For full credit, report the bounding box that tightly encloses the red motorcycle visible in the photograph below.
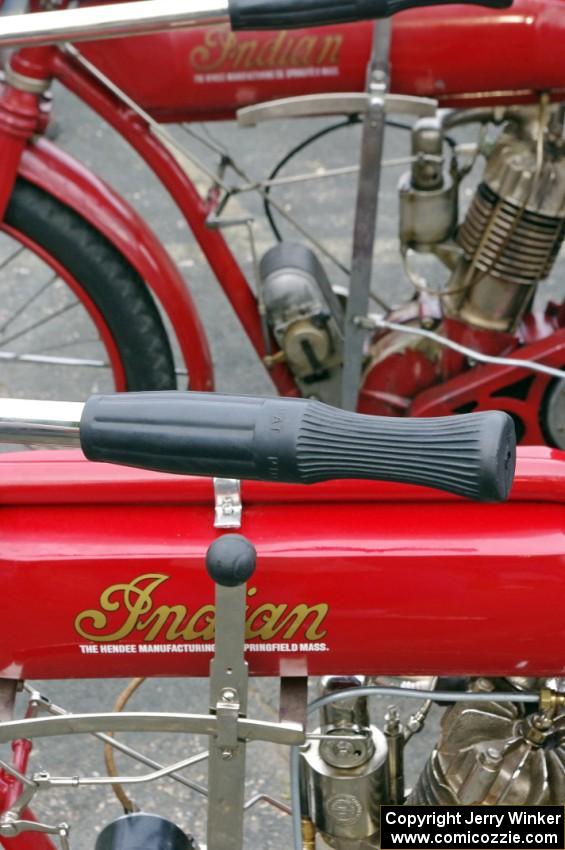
[0,7,564,850]
[0,0,562,444]
[0,387,564,850]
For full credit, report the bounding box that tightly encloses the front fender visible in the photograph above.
[18,137,214,391]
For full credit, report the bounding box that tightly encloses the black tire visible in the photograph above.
[3,178,177,392]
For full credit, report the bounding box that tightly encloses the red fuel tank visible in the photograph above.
[0,447,563,681]
[76,0,565,122]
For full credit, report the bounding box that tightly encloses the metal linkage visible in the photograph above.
[0,817,70,850]
[0,711,302,746]
[341,21,392,410]
[20,683,293,821]
[361,315,565,382]
[206,535,257,850]
[23,685,210,799]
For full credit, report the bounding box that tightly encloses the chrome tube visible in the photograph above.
[0,0,230,48]
[0,398,82,445]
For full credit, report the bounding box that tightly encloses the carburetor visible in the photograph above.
[259,243,343,386]
[399,117,458,252]
[300,677,388,850]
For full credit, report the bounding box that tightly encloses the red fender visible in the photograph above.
[17,137,214,391]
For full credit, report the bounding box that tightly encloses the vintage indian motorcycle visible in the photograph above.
[0,3,563,848]
[0,0,562,445]
[2,388,565,850]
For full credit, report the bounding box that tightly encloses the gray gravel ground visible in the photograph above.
[1,73,561,850]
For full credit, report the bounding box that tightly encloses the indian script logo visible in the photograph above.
[75,574,329,644]
[189,27,343,73]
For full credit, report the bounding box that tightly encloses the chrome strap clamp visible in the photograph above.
[213,478,242,529]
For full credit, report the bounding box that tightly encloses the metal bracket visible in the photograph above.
[341,21,392,410]
[207,561,250,850]
[237,92,437,127]
[280,677,308,731]
[0,680,17,723]
[0,817,70,850]
[213,478,242,529]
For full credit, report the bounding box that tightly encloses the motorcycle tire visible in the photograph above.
[0,178,177,398]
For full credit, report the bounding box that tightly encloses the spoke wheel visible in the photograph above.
[0,178,177,400]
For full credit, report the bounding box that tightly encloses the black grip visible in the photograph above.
[80,392,516,503]
[228,0,511,30]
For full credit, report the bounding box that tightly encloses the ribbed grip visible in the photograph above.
[297,403,515,500]
[80,392,515,502]
[228,0,511,30]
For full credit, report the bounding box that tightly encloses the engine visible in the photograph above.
[257,103,565,443]
[299,678,565,850]
[409,678,565,806]
[446,117,565,333]
[397,108,565,333]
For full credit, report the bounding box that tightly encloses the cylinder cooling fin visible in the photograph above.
[458,182,565,285]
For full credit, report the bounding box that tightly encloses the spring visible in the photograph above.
[458,182,565,285]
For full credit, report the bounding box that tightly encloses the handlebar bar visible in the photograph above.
[75,392,515,502]
[0,0,511,49]
[229,0,512,30]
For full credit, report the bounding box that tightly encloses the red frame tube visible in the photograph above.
[50,49,298,397]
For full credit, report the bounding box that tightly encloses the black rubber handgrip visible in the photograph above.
[80,392,516,502]
[228,0,511,30]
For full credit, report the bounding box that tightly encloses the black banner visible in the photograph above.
[380,806,565,850]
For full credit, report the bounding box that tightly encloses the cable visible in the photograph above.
[264,117,358,242]
[263,117,458,242]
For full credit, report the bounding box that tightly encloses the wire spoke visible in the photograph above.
[0,351,108,368]
[29,337,102,355]
[0,300,82,348]
[0,272,59,334]
[0,244,26,272]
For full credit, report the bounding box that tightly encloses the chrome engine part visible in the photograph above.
[446,112,565,332]
[409,680,565,806]
[399,108,565,334]
[260,243,342,387]
[300,677,388,850]
[399,118,458,251]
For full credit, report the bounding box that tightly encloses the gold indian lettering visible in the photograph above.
[75,575,329,644]
[189,28,343,73]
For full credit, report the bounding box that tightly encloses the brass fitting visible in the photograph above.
[301,817,316,850]
[539,688,565,719]
[263,350,286,369]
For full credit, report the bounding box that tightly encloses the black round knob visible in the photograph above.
[206,535,257,587]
